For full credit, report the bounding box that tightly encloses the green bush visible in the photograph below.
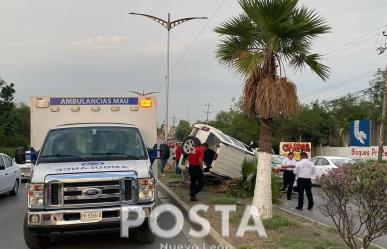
[319,163,387,249]
[0,147,16,157]
[229,157,282,204]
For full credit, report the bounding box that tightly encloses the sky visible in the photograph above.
[0,0,386,124]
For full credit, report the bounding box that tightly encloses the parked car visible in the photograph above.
[179,124,255,179]
[311,156,355,184]
[0,153,21,196]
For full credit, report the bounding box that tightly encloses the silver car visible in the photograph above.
[0,153,21,196]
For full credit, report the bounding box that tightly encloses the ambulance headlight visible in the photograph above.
[28,184,44,208]
[138,178,154,201]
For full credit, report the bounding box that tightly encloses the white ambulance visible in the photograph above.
[15,96,168,249]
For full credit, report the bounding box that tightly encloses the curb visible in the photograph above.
[158,181,235,249]
[275,205,386,249]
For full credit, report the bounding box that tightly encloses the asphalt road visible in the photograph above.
[280,187,387,249]
[0,183,206,249]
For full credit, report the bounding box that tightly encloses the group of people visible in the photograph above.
[281,152,315,210]
[162,141,316,207]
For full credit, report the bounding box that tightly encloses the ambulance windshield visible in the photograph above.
[38,126,148,163]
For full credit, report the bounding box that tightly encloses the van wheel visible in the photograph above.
[135,222,154,243]
[9,180,19,196]
[182,136,201,156]
[24,215,51,249]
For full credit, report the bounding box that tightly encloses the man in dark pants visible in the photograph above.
[202,143,215,172]
[294,152,315,210]
[281,152,297,200]
[188,142,206,201]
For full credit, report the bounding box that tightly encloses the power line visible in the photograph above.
[300,69,377,99]
[171,0,227,71]
[325,25,385,57]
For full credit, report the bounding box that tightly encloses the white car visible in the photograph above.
[179,124,254,179]
[0,153,21,196]
[311,156,355,184]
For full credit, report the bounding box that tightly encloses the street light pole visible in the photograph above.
[129,12,207,141]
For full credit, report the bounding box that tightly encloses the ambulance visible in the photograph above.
[15,96,168,249]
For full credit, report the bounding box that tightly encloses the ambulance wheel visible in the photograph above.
[182,136,201,156]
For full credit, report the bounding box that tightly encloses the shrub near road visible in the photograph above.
[319,163,387,249]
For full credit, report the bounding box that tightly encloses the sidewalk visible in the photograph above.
[279,188,387,249]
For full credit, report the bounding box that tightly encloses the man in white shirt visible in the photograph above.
[294,152,316,210]
[281,152,297,200]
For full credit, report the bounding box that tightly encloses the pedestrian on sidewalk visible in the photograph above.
[188,142,206,201]
[281,152,297,200]
[294,152,315,210]
[175,144,182,175]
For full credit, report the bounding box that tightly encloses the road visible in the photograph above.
[0,183,206,249]
[280,188,387,249]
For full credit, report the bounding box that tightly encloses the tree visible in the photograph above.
[319,164,387,249]
[215,0,330,218]
[0,79,29,148]
[175,120,191,141]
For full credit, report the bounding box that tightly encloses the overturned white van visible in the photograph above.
[179,124,254,179]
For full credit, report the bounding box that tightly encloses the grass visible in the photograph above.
[262,214,298,230]
[210,196,238,205]
[159,169,352,249]
[275,237,337,249]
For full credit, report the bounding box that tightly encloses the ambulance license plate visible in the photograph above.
[80,211,103,222]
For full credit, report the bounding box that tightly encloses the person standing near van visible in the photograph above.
[294,152,315,210]
[175,144,182,175]
[188,142,206,201]
[281,152,297,200]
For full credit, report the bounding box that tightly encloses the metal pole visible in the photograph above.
[128,12,207,141]
[377,68,387,164]
[165,13,171,141]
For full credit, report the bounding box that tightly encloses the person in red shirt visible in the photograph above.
[175,144,182,175]
[188,142,207,201]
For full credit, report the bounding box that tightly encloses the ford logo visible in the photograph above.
[81,162,104,166]
[82,188,102,197]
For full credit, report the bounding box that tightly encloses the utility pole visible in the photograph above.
[377,29,387,164]
[204,102,213,123]
[377,67,387,164]
[187,108,190,124]
[129,12,207,141]
[172,114,177,128]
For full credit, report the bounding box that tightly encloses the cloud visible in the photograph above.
[67,35,128,50]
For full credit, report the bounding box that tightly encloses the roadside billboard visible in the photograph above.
[280,142,312,161]
[349,120,371,147]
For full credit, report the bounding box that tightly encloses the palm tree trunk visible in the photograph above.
[252,118,273,219]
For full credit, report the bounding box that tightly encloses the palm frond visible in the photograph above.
[214,14,253,37]
[254,77,299,119]
[243,67,264,115]
[290,53,330,81]
[216,36,264,77]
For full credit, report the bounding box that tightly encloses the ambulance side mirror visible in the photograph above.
[159,144,170,160]
[15,147,26,164]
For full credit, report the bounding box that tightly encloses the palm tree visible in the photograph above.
[215,0,330,219]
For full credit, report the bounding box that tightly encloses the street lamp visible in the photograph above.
[129,12,207,141]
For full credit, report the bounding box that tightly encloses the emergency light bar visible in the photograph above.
[139,98,153,108]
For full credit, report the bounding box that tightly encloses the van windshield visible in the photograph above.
[38,126,148,163]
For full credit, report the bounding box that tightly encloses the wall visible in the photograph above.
[313,146,351,157]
